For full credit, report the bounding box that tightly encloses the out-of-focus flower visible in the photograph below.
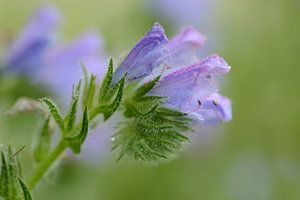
[112,22,168,84]
[5,6,60,75]
[145,0,216,28]
[4,6,106,96]
[149,54,232,124]
[37,32,106,95]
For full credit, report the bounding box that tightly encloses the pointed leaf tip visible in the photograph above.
[99,58,114,103]
[18,178,33,200]
[103,74,126,120]
[65,106,89,154]
[40,97,66,134]
[134,75,161,98]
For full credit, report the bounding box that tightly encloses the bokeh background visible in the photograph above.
[0,0,300,199]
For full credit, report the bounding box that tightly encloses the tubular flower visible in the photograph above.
[167,27,206,68]
[191,93,232,124]
[112,22,169,84]
[37,32,106,95]
[149,54,232,124]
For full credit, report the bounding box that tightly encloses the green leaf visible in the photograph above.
[90,74,126,121]
[134,76,161,99]
[0,152,9,197]
[83,74,96,109]
[7,147,18,199]
[33,117,52,162]
[40,98,66,134]
[18,178,32,200]
[103,75,126,120]
[0,146,25,199]
[98,58,113,103]
[65,106,89,154]
[102,78,121,103]
[77,106,89,144]
[65,81,81,131]
[87,59,126,121]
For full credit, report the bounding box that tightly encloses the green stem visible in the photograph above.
[27,110,101,189]
[27,139,66,189]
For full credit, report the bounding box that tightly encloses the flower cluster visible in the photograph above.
[114,22,232,125]
[109,22,232,161]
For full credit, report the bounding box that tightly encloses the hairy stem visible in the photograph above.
[27,110,99,190]
[27,139,66,189]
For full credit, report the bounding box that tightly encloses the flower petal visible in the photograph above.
[37,32,105,96]
[189,93,232,124]
[167,27,206,67]
[150,54,230,110]
[112,22,169,84]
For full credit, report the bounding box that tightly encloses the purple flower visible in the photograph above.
[5,6,60,75]
[167,27,206,68]
[149,54,232,124]
[36,32,106,96]
[191,93,232,124]
[112,22,169,84]
[4,6,106,98]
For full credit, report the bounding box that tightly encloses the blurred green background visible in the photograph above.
[0,0,300,199]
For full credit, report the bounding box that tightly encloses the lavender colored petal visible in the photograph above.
[167,27,206,67]
[146,0,216,27]
[150,54,230,113]
[190,93,232,124]
[112,22,169,84]
[37,32,106,96]
[5,6,60,74]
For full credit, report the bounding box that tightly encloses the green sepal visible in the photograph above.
[40,98,66,134]
[33,117,52,162]
[123,76,164,118]
[65,81,81,132]
[18,178,32,200]
[98,58,113,104]
[112,75,192,162]
[91,75,126,120]
[83,74,96,109]
[0,146,26,199]
[133,76,161,99]
[0,152,9,197]
[102,77,122,103]
[87,59,126,121]
[65,106,89,154]
[123,96,165,118]
[103,75,126,120]
[112,107,191,162]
